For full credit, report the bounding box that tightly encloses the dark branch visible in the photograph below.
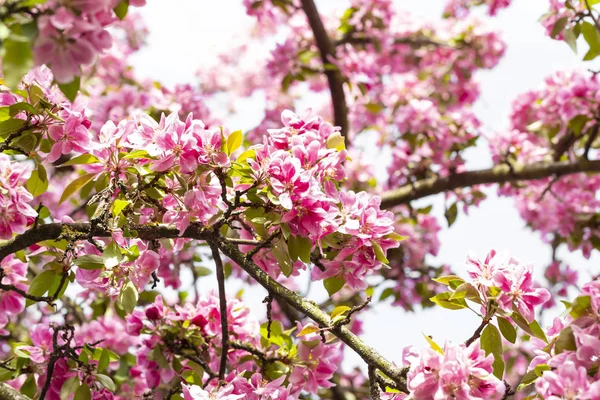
[209,242,229,381]
[380,159,600,209]
[300,0,350,144]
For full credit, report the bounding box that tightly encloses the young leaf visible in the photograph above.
[481,324,504,379]
[226,130,243,155]
[2,37,33,89]
[26,270,55,306]
[58,76,81,103]
[112,199,131,216]
[296,236,312,263]
[59,154,100,167]
[59,173,95,205]
[298,324,320,337]
[74,382,91,400]
[429,292,467,310]
[118,281,138,314]
[330,306,351,319]
[26,164,49,197]
[94,374,116,392]
[371,240,389,264]
[324,276,345,297]
[497,317,517,344]
[60,376,80,400]
[113,0,129,20]
[103,241,122,269]
[73,255,104,270]
[423,333,444,354]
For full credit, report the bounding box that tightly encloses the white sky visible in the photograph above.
[130,1,600,370]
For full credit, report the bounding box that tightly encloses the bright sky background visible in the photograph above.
[130,1,600,370]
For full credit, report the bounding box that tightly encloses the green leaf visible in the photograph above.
[118,281,138,314]
[449,282,480,302]
[518,369,540,390]
[497,317,517,344]
[423,333,444,354]
[26,164,48,197]
[226,130,243,155]
[551,17,569,38]
[325,132,345,151]
[324,276,345,296]
[511,310,547,342]
[0,118,26,137]
[112,199,131,216]
[371,240,389,265]
[330,306,351,319]
[73,254,105,270]
[59,173,95,205]
[26,270,55,306]
[555,326,577,353]
[570,295,591,318]
[59,154,100,167]
[582,21,600,55]
[445,202,458,227]
[74,382,91,400]
[481,324,504,379]
[296,236,312,263]
[97,348,110,372]
[60,376,80,400]
[20,375,36,398]
[272,239,293,277]
[113,0,129,20]
[298,324,320,337]
[236,148,255,163]
[122,149,150,160]
[429,292,467,310]
[9,102,37,116]
[2,37,33,89]
[0,107,10,122]
[103,241,122,269]
[433,275,465,286]
[58,76,81,103]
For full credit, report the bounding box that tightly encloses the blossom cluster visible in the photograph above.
[490,70,600,257]
[0,155,37,239]
[0,256,28,335]
[33,0,146,83]
[403,340,505,400]
[527,279,600,399]
[125,295,342,399]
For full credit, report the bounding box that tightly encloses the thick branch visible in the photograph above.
[216,237,409,391]
[380,159,600,209]
[0,383,30,400]
[300,0,350,144]
[0,222,409,392]
[0,222,211,262]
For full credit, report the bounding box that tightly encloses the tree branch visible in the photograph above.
[209,242,229,381]
[0,222,409,392]
[216,237,409,391]
[380,159,600,209]
[0,222,211,262]
[300,0,350,144]
[0,383,31,400]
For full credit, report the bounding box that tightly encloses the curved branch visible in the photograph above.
[380,159,600,209]
[0,383,30,400]
[216,237,409,391]
[300,0,350,144]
